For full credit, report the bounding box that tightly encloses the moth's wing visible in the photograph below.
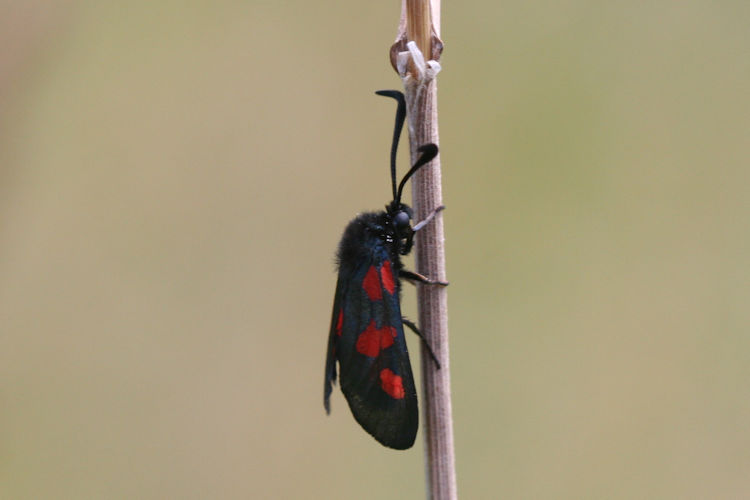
[324,271,347,414]
[335,249,418,450]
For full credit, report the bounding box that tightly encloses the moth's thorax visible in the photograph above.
[337,208,413,268]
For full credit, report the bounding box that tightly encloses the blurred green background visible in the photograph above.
[1,1,749,498]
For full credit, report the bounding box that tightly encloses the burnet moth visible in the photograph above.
[323,90,446,450]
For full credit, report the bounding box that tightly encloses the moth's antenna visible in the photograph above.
[375,90,406,201]
[396,143,438,205]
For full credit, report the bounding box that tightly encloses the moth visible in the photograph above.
[323,90,445,449]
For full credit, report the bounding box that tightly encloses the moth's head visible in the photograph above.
[387,201,413,232]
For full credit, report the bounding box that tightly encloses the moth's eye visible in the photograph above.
[393,211,410,228]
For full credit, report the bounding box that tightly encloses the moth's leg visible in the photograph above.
[402,231,414,255]
[402,318,441,369]
[400,269,449,287]
[412,205,445,232]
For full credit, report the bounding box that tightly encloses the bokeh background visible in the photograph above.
[2,1,749,498]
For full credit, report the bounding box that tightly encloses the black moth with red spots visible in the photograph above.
[324,90,444,450]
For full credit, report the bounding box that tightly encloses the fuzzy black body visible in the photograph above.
[324,207,418,450]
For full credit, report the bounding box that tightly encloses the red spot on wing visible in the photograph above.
[380,261,396,295]
[362,265,382,300]
[336,309,343,336]
[355,320,396,357]
[379,369,405,399]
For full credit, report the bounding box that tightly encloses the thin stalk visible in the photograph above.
[390,2,457,499]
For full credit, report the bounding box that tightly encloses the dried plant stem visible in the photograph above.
[391,1,456,498]
[412,82,456,500]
